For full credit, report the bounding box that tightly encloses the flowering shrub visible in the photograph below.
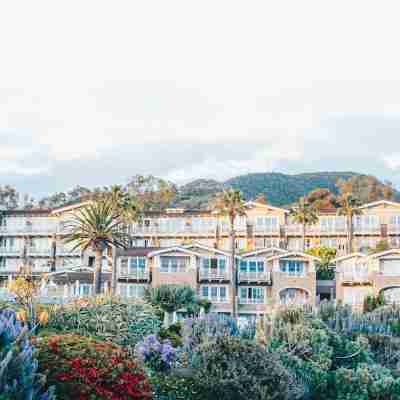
[0,307,55,400]
[35,333,152,400]
[135,335,176,372]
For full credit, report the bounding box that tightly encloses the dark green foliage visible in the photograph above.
[363,293,386,313]
[227,171,359,206]
[145,285,198,313]
[150,372,200,400]
[159,322,183,347]
[191,336,304,400]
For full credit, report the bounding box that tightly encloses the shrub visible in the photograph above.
[158,322,182,347]
[364,293,386,313]
[145,285,197,314]
[47,296,161,347]
[191,336,304,400]
[35,333,152,400]
[334,363,400,400]
[0,308,55,400]
[135,334,177,372]
[150,373,200,400]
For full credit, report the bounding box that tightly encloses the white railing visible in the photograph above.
[0,226,57,234]
[0,248,21,256]
[388,224,400,234]
[238,271,271,283]
[56,247,81,256]
[132,225,217,235]
[342,272,371,282]
[353,226,381,234]
[239,297,265,305]
[199,270,230,281]
[201,295,229,304]
[253,225,280,234]
[28,248,51,256]
[119,270,150,280]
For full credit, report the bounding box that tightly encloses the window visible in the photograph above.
[279,260,305,276]
[254,216,278,232]
[200,286,228,302]
[280,288,308,305]
[119,284,146,298]
[160,256,190,272]
[0,257,6,268]
[239,287,264,304]
[129,257,146,274]
[343,287,372,305]
[239,259,265,273]
[202,257,226,270]
[380,259,400,276]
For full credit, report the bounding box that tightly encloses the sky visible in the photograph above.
[1,0,400,197]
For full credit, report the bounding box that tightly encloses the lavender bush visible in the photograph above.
[0,308,55,400]
[135,334,177,372]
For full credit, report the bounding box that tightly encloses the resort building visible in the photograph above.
[1,198,400,311]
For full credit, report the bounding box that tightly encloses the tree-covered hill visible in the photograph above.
[174,171,400,208]
[226,171,359,206]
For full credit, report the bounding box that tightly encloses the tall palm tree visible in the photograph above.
[338,193,362,254]
[289,197,318,252]
[104,185,142,293]
[64,199,129,294]
[212,189,246,320]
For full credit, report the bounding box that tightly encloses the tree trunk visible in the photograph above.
[93,248,103,295]
[110,246,117,295]
[230,216,238,320]
[302,223,306,252]
[347,214,354,254]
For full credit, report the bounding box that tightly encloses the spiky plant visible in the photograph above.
[212,189,246,319]
[64,199,129,294]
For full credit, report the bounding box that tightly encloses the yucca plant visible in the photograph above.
[64,199,129,294]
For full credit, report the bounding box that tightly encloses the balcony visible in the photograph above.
[388,224,400,234]
[252,225,280,235]
[342,272,372,284]
[0,248,21,256]
[238,271,271,284]
[238,297,265,305]
[28,248,51,257]
[119,269,150,281]
[56,247,81,256]
[0,225,57,235]
[199,269,230,281]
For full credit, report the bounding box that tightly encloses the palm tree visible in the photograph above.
[289,197,318,252]
[212,189,246,320]
[64,199,129,294]
[104,185,142,294]
[338,193,362,254]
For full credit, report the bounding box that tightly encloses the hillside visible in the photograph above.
[174,171,399,208]
[226,172,359,206]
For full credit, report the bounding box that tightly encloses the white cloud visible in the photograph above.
[1,0,400,194]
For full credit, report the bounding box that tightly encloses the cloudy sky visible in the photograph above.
[1,1,400,197]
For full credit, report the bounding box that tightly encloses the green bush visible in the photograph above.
[35,333,152,400]
[191,336,304,400]
[47,296,161,347]
[150,372,200,400]
[364,293,386,313]
[159,322,182,347]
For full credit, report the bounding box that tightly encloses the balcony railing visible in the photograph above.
[119,269,150,280]
[342,272,371,283]
[388,224,400,234]
[28,248,52,256]
[199,269,230,281]
[238,271,271,283]
[0,226,57,234]
[252,225,280,234]
[200,295,229,304]
[56,247,81,256]
[239,297,265,305]
[0,248,21,256]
